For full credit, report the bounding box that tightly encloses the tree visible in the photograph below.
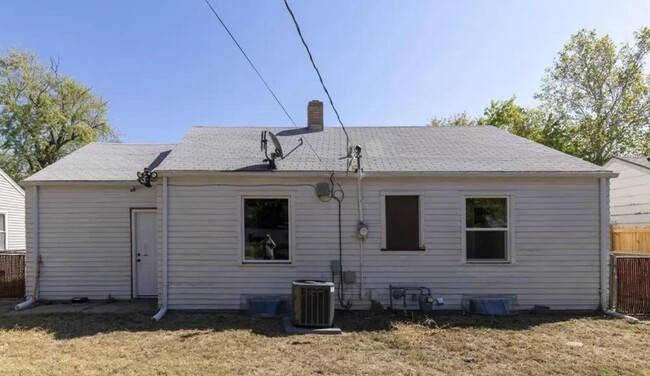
[428,112,477,126]
[0,50,117,181]
[536,28,650,165]
[477,97,537,139]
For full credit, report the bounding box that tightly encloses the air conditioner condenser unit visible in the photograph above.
[292,280,335,328]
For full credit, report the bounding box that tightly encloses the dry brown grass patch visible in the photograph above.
[0,311,648,375]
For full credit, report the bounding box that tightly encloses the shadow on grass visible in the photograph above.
[0,309,607,340]
[334,310,605,332]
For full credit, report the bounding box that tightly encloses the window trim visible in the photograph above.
[380,192,425,251]
[240,195,293,265]
[461,195,515,264]
[0,211,7,251]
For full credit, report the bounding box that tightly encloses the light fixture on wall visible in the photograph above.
[136,167,157,188]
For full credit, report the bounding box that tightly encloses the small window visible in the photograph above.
[383,195,422,251]
[0,213,6,250]
[465,198,509,262]
[243,198,290,263]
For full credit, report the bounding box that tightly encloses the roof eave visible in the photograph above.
[154,169,618,179]
[20,180,148,187]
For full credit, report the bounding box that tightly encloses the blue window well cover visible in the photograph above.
[469,298,513,316]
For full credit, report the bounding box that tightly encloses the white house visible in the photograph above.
[0,168,25,251]
[21,101,615,315]
[604,156,650,225]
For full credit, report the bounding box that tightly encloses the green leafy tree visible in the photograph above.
[477,97,538,140]
[536,28,650,165]
[0,50,117,181]
[428,112,477,126]
[475,97,579,155]
[428,28,650,165]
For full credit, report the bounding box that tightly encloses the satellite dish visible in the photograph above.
[260,130,303,170]
[267,131,283,159]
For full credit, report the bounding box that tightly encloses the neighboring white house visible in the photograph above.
[22,101,615,313]
[0,168,25,251]
[604,156,650,225]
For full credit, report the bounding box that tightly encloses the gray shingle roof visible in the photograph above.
[157,126,608,174]
[23,126,611,183]
[23,143,174,182]
[613,156,650,170]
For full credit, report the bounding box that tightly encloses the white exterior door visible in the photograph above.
[133,210,157,297]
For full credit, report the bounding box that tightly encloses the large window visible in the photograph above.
[465,197,509,262]
[383,195,423,251]
[0,213,6,250]
[243,198,290,263]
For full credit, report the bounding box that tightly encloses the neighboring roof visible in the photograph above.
[23,143,174,182]
[0,168,24,196]
[607,156,650,171]
[157,126,609,174]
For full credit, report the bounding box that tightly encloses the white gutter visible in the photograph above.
[599,177,610,311]
[357,168,365,299]
[16,186,39,310]
[152,176,169,321]
[155,170,618,179]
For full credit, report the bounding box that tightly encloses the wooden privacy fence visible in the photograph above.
[0,251,25,299]
[611,255,650,314]
[611,226,650,253]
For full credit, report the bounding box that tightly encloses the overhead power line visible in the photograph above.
[201,0,326,168]
[283,0,350,153]
[202,0,296,126]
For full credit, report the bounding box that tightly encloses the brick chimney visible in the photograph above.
[307,100,324,131]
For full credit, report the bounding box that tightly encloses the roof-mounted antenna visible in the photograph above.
[339,145,362,173]
[260,130,303,170]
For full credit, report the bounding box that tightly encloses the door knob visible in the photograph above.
[137,259,141,262]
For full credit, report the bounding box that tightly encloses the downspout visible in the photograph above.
[357,167,365,299]
[152,176,169,321]
[599,177,610,311]
[16,186,39,310]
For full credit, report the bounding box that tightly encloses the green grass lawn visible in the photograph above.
[0,310,648,375]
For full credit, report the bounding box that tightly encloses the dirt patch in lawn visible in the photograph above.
[0,311,648,375]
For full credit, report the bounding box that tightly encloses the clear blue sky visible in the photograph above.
[2,1,649,143]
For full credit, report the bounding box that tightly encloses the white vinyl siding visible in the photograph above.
[164,176,602,311]
[0,171,25,251]
[25,185,157,300]
[606,159,650,225]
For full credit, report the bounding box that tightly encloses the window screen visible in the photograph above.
[384,195,421,251]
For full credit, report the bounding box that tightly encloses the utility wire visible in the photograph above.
[202,0,327,168]
[203,0,296,126]
[283,0,350,153]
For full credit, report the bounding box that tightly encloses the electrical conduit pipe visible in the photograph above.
[152,176,169,321]
[357,166,365,299]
